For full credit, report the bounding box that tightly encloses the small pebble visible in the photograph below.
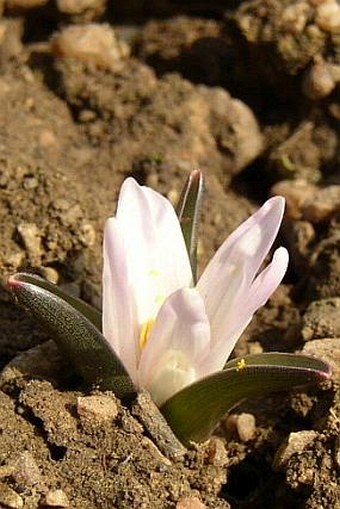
[23,176,39,190]
[204,437,228,467]
[42,489,70,507]
[199,87,263,173]
[4,251,25,270]
[78,109,97,123]
[56,0,106,21]
[303,61,336,100]
[248,342,263,355]
[284,220,315,272]
[0,482,23,508]
[315,0,340,32]
[39,266,59,284]
[281,2,310,34]
[329,101,340,120]
[224,412,256,442]
[301,298,340,341]
[235,413,256,442]
[51,23,130,70]
[271,179,316,220]
[273,430,318,471]
[77,394,119,425]
[176,496,206,509]
[302,185,340,223]
[17,222,42,265]
[0,464,15,478]
[11,452,42,489]
[59,203,82,227]
[78,222,96,247]
[39,129,58,149]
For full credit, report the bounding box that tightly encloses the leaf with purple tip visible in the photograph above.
[7,273,135,399]
[161,353,331,445]
[11,272,102,329]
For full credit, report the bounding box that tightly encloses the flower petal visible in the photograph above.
[197,196,285,349]
[116,178,193,326]
[102,217,137,381]
[138,288,210,405]
[200,247,289,374]
[246,246,289,312]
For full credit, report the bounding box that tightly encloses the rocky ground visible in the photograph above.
[0,0,339,507]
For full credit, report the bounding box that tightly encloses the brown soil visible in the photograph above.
[0,1,339,508]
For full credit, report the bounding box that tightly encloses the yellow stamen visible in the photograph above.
[155,293,165,305]
[139,319,156,350]
[148,269,161,277]
[236,358,247,371]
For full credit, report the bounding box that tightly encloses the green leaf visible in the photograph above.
[176,169,204,282]
[224,352,330,371]
[7,273,135,400]
[161,353,331,445]
[11,272,102,330]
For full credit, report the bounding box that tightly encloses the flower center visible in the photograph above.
[147,349,197,406]
[139,319,156,350]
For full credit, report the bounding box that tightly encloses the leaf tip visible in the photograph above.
[6,273,22,291]
[317,362,333,382]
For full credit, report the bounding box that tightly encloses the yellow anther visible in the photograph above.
[139,319,156,350]
[155,293,165,305]
[236,358,247,371]
[148,269,161,277]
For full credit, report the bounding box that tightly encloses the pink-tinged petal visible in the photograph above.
[102,218,138,382]
[246,247,289,312]
[197,196,285,348]
[116,178,193,326]
[199,247,289,375]
[138,288,210,405]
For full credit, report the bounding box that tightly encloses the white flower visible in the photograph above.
[103,178,289,405]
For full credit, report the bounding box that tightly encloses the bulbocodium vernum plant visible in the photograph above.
[7,171,331,445]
